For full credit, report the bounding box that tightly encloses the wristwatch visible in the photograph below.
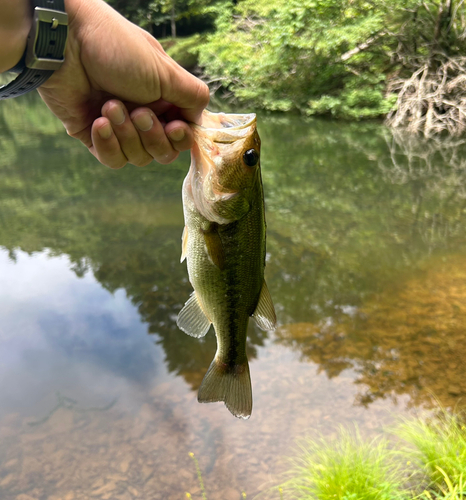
[0,0,68,100]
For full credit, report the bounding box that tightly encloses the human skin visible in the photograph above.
[0,0,210,168]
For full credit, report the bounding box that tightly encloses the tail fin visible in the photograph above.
[197,358,252,419]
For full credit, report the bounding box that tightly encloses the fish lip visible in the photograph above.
[192,111,257,133]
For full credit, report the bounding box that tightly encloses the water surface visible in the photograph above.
[1,96,465,499]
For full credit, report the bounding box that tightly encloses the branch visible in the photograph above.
[340,31,386,62]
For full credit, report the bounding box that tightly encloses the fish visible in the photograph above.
[177,110,277,419]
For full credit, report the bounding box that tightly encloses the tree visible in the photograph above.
[106,0,220,38]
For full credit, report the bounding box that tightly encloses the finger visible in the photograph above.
[102,100,154,167]
[160,59,210,124]
[164,119,194,152]
[90,117,128,169]
[130,108,180,164]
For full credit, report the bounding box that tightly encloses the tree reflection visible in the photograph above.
[1,99,466,406]
[268,127,466,409]
[276,255,466,409]
[0,95,266,392]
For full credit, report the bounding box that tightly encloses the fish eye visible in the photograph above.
[243,149,259,167]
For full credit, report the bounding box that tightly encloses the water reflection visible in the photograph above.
[1,98,466,409]
[1,95,466,497]
[261,119,466,409]
[276,254,466,409]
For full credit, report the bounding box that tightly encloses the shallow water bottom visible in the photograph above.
[1,360,409,500]
[0,251,410,499]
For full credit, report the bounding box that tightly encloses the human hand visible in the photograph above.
[37,0,209,168]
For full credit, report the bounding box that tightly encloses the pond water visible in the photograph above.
[1,95,466,500]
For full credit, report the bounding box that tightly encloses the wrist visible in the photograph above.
[0,0,32,73]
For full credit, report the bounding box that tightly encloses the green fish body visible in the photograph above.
[177,111,276,419]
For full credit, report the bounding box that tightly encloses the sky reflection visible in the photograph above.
[0,249,168,418]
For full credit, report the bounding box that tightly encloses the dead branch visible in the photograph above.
[386,56,466,137]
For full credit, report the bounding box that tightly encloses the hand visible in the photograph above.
[37,0,210,168]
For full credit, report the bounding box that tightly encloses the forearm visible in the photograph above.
[0,0,31,73]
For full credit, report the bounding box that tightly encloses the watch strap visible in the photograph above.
[0,0,68,100]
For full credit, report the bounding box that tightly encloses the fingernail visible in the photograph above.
[108,104,125,126]
[98,122,112,140]
[133,112,153,132]
[168,129,185,142]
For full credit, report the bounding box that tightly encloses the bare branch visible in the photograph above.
[340,31,386,62]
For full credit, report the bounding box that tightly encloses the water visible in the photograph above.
[1,95,466,499]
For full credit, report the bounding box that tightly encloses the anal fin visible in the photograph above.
[252,280,277,331]
[177,292,211,338]
[198,357,252,419]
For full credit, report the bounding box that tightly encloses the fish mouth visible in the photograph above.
[190,110,257,179]
[191,110,257,144]
[188,111,257,223]
[197,111,256,131]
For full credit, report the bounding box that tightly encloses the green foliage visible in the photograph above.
[279,412,466,500]
[161,34,206,70]
[398,411,466,493]
[281,426,408,500]
[308,75,398,120]
[106,0,220,37]
[196,0,401,118]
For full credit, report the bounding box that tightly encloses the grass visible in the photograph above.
[398,410,466,492]
[278,410,466,500]
[184,409,466,500]
[280,426,407,500]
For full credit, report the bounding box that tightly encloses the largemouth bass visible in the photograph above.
[177,110,276,419]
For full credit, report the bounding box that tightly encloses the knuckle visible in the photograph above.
[103,155,127,169]
[124,149,152,167]
[145,142,174,162]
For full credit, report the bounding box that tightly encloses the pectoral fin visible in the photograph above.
[202,223,225,270]
[252,280,277,331]
[177,292,211,338]
[180,226,188,263]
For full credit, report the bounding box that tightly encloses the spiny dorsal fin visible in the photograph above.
[198,357,252,419]
[202,223,225,270]
[177,292,211,338]
[180,226,188,263]
[252,280,277,331]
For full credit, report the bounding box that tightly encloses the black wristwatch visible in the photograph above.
[0,0,68,100]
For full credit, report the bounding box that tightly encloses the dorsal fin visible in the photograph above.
[252,280,277,331]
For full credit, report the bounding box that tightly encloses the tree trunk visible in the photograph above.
[171,0,176,38]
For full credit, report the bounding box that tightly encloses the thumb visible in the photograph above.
[160,57,210,124]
